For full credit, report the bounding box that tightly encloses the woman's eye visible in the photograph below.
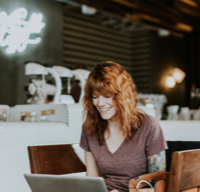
[105,95,111,98]
[92,95,98,99]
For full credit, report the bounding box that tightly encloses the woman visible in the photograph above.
[80,61,168,192]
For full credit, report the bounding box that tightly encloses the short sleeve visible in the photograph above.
[145,116,168,157]
[79,125,91,151]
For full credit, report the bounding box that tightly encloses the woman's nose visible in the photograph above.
[97,96,105,106]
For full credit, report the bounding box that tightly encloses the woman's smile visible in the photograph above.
[98,107,112,112]
[92,94,117,120]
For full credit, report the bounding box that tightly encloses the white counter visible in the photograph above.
[159,120,200,141]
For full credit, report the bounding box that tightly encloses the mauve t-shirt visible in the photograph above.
[80,115,168,192]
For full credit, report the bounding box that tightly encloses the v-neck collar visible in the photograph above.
[104,138,126,156]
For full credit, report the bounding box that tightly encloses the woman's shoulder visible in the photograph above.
[144,114,158,123]
[81,124,96,139]
[142,115,160,130]
[136,115,164,144]
[81,123,88,136]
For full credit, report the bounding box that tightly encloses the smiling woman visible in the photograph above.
[80,61,168,192]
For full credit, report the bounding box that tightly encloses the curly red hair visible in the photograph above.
[83,61,145,145]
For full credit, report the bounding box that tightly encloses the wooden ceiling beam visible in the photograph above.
[125,13,184,39]
[173,1,200,18]
[144,1,198,21]
[123,1,200,29]
[180,0,199,7]
[127,13,193,33]
[192,1,200,6]
[71,0,200,32]
[71,0,130,17]
[142,15,193,33]
[110,0,138,9]
[69,0,185,38]
[176,22,193,32]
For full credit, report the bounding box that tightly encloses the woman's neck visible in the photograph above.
[107,116,120,130]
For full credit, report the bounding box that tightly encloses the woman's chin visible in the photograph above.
[100,114,112,120]
[101,116,110,120]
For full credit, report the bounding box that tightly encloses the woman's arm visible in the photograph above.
[85,151,99,177]
[147,150,166,173]
[85,151,118,192]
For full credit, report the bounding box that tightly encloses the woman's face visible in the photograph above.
[92,94,117,121]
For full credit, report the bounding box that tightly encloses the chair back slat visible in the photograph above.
[167,149,200,192]
[28,144,86,175]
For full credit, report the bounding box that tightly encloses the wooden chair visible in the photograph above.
[167,149,200,192]
[28,144,86,175]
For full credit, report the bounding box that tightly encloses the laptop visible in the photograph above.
[24,173,108,192]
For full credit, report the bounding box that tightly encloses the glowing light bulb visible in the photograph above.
[0,8,45,54]
[166,76,176,88]
[172,68,186,83]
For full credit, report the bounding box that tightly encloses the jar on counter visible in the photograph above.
[192,110,200,120]
[167,105,179,120]
[179,107,190,120]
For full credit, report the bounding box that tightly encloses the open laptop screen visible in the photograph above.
[24,174,108,192]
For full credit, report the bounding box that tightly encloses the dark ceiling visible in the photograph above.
[69,0,200,38]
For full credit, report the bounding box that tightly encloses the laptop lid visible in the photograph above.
[24,174,108,192]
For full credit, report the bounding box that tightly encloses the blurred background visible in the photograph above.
[1,2,200,191]
[0,0,200,117]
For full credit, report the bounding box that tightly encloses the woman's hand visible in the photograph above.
[110,190,119,192]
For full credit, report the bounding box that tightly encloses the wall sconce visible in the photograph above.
[172,68,186,83]
[166,76,176,88]
[165,68,185,88]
